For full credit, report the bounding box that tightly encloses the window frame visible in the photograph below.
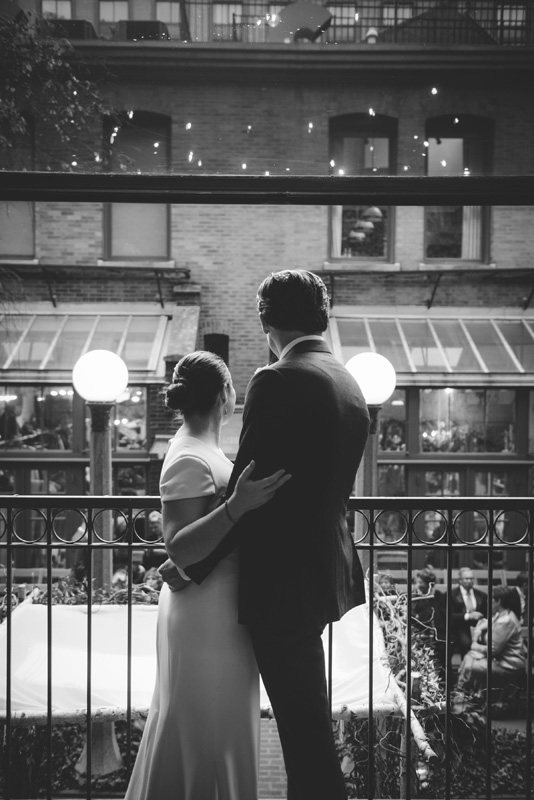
[423,115,494,265]
[328,113,398,265]
[41,0,72,19]
[0,200,35,259]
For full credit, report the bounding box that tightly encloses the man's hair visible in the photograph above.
[256,270,330,333]
[459,567,474,579]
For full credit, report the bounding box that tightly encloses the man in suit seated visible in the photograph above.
[450,567,488,658]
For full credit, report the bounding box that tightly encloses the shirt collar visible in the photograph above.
[460,585,474,596]
[278,335,325,361]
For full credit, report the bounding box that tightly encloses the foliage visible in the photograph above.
[0,719,144,797]
[335,577,530,798]
[0,12,114,171]
[32,574,161,607]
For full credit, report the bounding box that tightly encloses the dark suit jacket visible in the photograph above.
[449,585,487,646]
[186,339,370,629]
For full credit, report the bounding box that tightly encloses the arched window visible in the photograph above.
[424,114,494,262]
[103,111,171,260]
[329,113,397,261]
[204,333,230,366]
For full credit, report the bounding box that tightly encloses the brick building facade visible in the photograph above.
[1,0,534,570]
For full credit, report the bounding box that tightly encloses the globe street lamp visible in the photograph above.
[345,352,396,497]
[72,350,129,590]
[72,350,128,779]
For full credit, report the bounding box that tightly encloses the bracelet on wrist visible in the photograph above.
[224,499,238,526]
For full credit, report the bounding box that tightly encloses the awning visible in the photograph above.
[330,308,534,386]
[0,306,199,384]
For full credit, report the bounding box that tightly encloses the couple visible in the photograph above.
[124,270,370,800]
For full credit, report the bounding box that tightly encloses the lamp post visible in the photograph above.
[346,352,396,573]
[72,349,129,591]
[346,351,397,497]
[72,350,128,780]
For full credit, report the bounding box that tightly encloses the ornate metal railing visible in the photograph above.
[0,495,532,798]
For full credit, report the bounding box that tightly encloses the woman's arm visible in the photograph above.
[163,494,235,567]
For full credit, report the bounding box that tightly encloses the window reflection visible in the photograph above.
[0,469,15,494]
[425,470,460,496]
[378,464,406,496]
[0,386,73,450]
[114,388,147,450]
[379,389,407,451]
[420,387,515,453]
[115,465,147,495]
[84,387,147,451]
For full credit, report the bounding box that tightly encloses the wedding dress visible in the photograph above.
[124,435,260,800]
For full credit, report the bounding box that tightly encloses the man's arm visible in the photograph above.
[185,368,290,584]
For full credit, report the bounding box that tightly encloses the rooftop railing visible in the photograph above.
[49,0,534,47]
[0,494,532,798]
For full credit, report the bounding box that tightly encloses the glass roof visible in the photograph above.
[0,314,170,378]
[335,316,534,380]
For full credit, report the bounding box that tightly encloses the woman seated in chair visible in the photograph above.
[457,585,526,695]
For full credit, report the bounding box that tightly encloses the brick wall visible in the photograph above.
[259,719,287,799]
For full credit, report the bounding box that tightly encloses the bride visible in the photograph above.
[124,350,290,800]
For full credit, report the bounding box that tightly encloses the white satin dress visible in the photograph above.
[124,435,260,800]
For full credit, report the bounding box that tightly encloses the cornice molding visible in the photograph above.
[75,41,534,78]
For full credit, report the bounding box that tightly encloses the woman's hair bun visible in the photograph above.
[165,376,196,413]
[164,351,230,415]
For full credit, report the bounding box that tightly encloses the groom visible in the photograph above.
[187,270,370,799]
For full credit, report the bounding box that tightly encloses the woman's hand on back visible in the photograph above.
[227,460,291,520]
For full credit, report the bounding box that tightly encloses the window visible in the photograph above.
[156,1,181,38]
[100,0,129,36]
[204,333,230,365]
[0,201,34,258]
[84,388,147,451]
[425,115,493,262]
[213,3,243,40]
[41,1,72,18]
[104,112,170,259]
[0,386,74,451]
[379,389,407,451]
[326,5,358,42]
[329,114,397,261]
[420,388,515,453]
[100,1,128,22]
[497,4,527,44]
[382,3,413,25]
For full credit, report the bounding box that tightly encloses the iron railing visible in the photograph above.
[109,0,534,46]
[0,494,532,798]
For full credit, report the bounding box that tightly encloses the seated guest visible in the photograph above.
[457,585,526,694]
